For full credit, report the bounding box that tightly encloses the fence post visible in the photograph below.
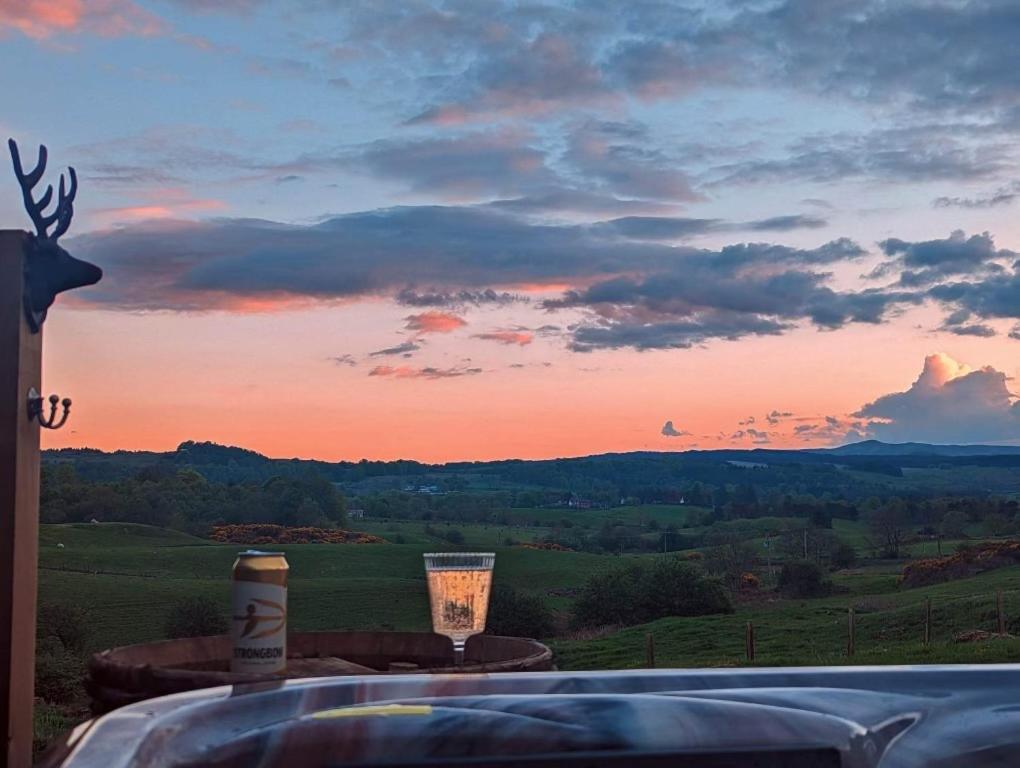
[847,607,855,657]
[924,597,932,646]
[645,633,656,668]
[997,590,1005,635]
[745,621,755,662]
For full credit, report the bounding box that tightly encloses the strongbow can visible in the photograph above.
[231,550,288,674]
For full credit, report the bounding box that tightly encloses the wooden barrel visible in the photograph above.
[87,632,554,713]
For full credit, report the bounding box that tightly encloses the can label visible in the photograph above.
[231,580,287,674]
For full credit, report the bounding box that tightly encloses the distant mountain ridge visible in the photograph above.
[816,439,1020,457]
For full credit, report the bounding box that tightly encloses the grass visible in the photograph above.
[552,564,1020,670]
[39,522,620,651]
[40,521,1020,669]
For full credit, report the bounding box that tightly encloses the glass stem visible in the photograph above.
[453,640,465,667]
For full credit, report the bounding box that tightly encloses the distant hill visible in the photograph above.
[818,440,1020,457]
[43,438,1020,497]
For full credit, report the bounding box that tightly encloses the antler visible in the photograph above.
[8,138,77,242]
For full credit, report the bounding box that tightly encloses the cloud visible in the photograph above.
[368,365,482,380]
[854,353,1020,443]
[792,415,866,445]
[765,410,793,425]
[0,0,166,39]
[404,311,467,334]
[409,33,613,123]
[661,420,690,438]
[354,131,554,198]
[929,260,1020,322]
[878,230,1015,287]
[72,205,924,352]
[944,323,997,338]
[596,214,827,241]
[331,354,357,367]
[1011,324,1020,341]
[369,341,421,357]
[746,214,827,232]
[563,121,699,202]
[713,126,1009,187]
[473,330,533,346]
[396,288,526,308]
[933,183,1020,209]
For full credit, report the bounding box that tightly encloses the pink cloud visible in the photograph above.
[404,311,467,334]
[0,0,166,39]
[473,330,533,346]
[368,365,481,380]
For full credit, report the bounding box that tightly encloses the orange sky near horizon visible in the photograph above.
[38,299,1020,463]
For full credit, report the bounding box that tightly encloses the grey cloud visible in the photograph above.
[714,127,1008,187]
[70,203,916,353]
[355,132,554,198]
[934,183,1020,209]
[879,230,1015,287]
[396,288,527,308]
[1010,324,1020,341]
[369,341,421,357]
[929,265,1020,321]
[746,215,827,232]
[564,121,699,202]
[661,420,690,438]
[945,323,997,338]
[570,313,791,352]
[331,354,357,367]
[485,189,680,217]
[409,32,613,124]
[766,410,793,425]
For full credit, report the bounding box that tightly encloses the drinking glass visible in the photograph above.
[422,552,495,666]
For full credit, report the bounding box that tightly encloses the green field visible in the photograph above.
[38,521,1020,670]
[39,523,618,650]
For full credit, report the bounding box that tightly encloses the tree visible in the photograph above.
[486,586,555,638]
[865,499,910,558]
[940,509,968,538]
[572,558,732,628]
[778,560,831,598]
[830,540,857,570]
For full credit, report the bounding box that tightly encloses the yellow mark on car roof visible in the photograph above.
[311,704,433,719]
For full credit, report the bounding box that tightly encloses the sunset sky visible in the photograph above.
[2,0,1019,461]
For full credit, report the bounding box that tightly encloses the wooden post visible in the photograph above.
[645,633,655,668]
[924,596,932,646]
[745,621,755,662]
[997,590,1005,635]
[847,607,855,657]
[0,231,41,767]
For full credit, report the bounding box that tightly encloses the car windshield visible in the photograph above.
[3,2,1019,766]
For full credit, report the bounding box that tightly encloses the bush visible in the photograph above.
[485,586,556,638]
[830,540,858,570]
[36,603,90,655]
[443,528,465,545]
[572,557,732,628]
[164,596,228,639]
[778,560,831,598]
[34,637,84,704]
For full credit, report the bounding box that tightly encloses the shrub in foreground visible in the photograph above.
[165,596,228,639]
[485,585,556,638]
[572,557,732,629]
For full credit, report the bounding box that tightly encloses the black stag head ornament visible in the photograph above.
[8,138,102,332]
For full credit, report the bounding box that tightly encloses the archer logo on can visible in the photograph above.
[231,551,288,674]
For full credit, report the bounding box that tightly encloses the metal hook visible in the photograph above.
[27,387,71,429]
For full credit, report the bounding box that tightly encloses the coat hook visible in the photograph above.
[27,387,71,429]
